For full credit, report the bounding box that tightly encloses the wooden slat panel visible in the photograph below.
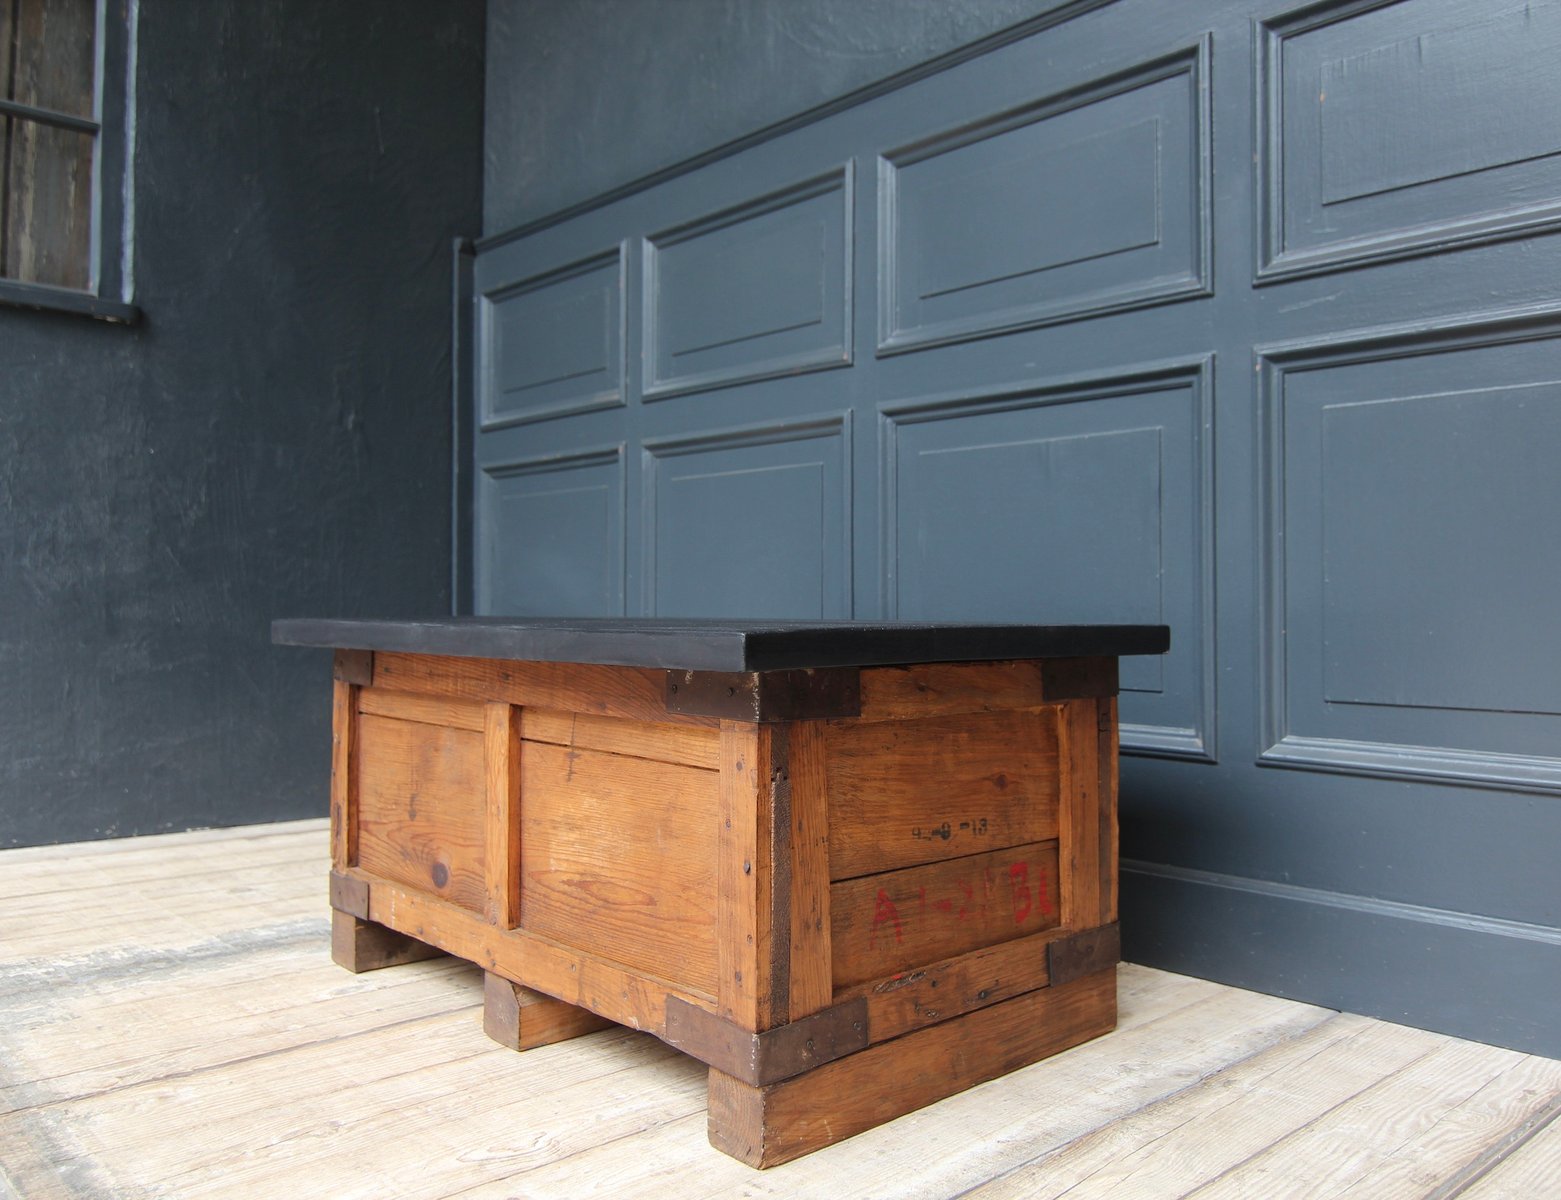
[329,679,358,869]
[355,714,486,914]
[855,658,1114,721]
[1059,698,1104,929]
[357,870,716,1031]
[836,927,1064,1042]
[1098,695,1120,925]
[371,652,717,728]
[825,707,1060,881]
[786,722,833,1019]
[830,840,1061,989]
[358,688,485,730]
[520,707,719,768]
[483,702,522,928]
[521,741,719,998]
[708,968,1117,1168]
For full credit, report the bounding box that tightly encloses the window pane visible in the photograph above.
[3,116,93,289]
[8,0,98,119]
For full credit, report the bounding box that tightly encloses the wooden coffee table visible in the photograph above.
[272,617,1168,1167]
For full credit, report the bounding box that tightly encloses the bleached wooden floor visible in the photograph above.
[1,822,1558,1199]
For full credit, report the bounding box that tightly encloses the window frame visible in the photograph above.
[0,0,138,323]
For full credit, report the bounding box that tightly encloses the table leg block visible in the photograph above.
[483,971,616,1051]
[330,909,444,974]
[707,967,1116,1168]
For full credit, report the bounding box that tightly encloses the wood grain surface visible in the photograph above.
[355,714,487,914]
[520,741,720,997]
[825,707,1060,881]
[830,840,1062,989]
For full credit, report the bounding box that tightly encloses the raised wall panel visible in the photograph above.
[478,448,625,617]
[1259,0,1561,279]
[642,416,850,618]
[878,40,1209,354]
[643,168,852,398]
[883,361,1213,759]
[1260,312,1561,791]
[480,248,625,428]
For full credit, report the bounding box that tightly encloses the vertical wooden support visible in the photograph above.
[1098,695,1119,925]
[717,719,832,1034]
[1058,697,1104,930]
[785,722,833,1020]
[718,721,777,1031]
[482,971,613,1050]
[483,701,522,929]
[329,674,362,870]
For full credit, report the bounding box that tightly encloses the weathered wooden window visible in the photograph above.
[0,0,98,292]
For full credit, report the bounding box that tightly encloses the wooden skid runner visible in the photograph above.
[709,968,1119,1168]
[331,868,1119,1077]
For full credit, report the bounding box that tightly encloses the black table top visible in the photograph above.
[272,617,1170,673]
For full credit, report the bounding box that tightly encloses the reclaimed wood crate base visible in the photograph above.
[274,619,1162,1166]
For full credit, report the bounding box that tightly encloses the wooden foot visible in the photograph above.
[707,968,1117,1168]
[331,909,444,973]
[482,971,616,1051]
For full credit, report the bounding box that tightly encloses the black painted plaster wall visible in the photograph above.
[0,1,484,847]
[484,0,1063,233]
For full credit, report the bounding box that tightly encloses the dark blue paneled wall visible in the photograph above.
[471,0,1561,1055]
[484,0,1068,233]
[0,1,484,847]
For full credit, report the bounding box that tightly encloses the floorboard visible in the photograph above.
[1,820,1557,1199]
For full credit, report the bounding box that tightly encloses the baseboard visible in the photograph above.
[1121,859,1561,1059]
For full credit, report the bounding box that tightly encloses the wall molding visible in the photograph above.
[1257,303,1561,793]
[639,412,854,617]
[1255,0,1561,283]
[450,237,476,615]
[475,0,1113,252]
[478,245,628,431]
[642,165,854,400]
[876,36,1212,355]
[878,355,1215,760]
[1121,857,1561,1056]
[476,444,628,617]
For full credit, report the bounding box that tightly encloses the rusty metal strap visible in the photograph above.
[329,870,370,919]
[663,996,870,1085]
[333,648,374,685]
[1046,923,1121,987]
[664,668,860,722]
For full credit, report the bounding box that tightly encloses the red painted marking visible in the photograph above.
[1035,865,1054,915]
[1009,861,1033,923]
[934,897,953,913]
[957,878,974,922]
[871,888,904,948]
